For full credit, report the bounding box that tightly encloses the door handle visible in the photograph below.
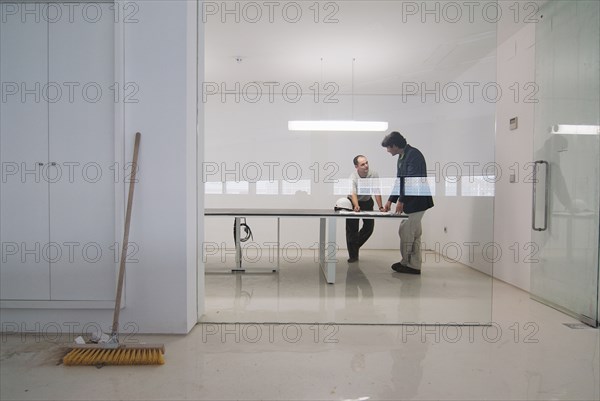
[532,160,549,231]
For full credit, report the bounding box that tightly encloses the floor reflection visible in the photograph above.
[203,249,492,324]
[345,264,373,306]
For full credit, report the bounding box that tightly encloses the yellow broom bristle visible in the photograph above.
[63,347,165,366]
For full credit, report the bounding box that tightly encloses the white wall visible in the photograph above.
[203,57,498,274]
[119,0,199,333]
[195,2,205,322]
[1,2,543,335]
[203,6,541,287]
[493,21,537,291]
[1,0,200,334]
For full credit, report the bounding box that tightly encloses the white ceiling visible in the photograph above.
[204,1,500,95]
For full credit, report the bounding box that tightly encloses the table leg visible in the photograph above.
[276,217,280,272]
[325,217,337,283]
[233,217,243,271]
[319,218,326,267]
[317,217,337,284]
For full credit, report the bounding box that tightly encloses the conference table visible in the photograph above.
[204,208,406,284]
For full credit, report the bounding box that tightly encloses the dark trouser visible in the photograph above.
[345,197,375,259]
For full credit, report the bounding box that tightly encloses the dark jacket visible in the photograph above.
[387,144,434,214]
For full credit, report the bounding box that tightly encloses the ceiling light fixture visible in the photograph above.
[551,124,600,135]
[288,58,389,132]
[288,120,388,131]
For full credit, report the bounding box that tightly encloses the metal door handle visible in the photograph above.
[532,160,549,231]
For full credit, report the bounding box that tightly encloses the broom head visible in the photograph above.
[63,343,165,366]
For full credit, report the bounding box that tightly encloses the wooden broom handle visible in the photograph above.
[112,132,141,337]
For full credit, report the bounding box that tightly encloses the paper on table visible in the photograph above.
[337,210,395,216]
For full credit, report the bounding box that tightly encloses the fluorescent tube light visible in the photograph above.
[288,120,389,132]
[551,124,600,135]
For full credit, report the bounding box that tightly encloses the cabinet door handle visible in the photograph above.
[50,162,56,166]
[532,160,549,231]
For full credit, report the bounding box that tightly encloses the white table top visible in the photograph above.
[205,208,406,218]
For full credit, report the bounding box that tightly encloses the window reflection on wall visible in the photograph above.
[204,175,497,197]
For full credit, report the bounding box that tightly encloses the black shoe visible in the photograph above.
[391,263,421,275]
[347,257,359,263]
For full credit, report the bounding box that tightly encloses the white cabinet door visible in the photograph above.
[0,16,51,300]
[1,4,117,303]
[48,4,116,301]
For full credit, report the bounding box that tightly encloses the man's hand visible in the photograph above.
[395,201,404,215]
[382,201,392,212]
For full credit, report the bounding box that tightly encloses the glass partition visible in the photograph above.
[531,0,600,326]
[201,1,497,325]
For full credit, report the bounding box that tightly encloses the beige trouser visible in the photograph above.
[398,210,425,270]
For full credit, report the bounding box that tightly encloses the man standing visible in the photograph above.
[346,155,384,263]
[381,132,434,274]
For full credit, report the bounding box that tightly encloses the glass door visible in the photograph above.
[531,0,600,326]
[201,0,497,325]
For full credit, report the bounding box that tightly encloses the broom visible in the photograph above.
[63,132,165,366]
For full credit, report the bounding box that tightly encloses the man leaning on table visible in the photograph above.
[381,131,434,275]
[345,155,384,263]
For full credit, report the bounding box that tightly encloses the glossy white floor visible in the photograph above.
[1,250,598,401]
[204,250,492,324]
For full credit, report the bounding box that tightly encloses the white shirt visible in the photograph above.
[350,169,381,202]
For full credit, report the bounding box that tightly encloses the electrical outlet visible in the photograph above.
[443,226,447,233]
